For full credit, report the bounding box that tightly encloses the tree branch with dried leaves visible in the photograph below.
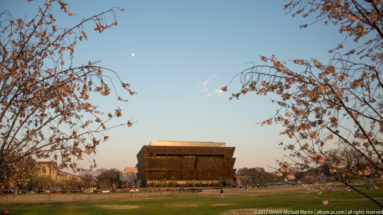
[224,0,383,207]
[0,0,134,188]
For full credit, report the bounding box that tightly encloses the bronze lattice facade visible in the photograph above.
[136,141,236,187]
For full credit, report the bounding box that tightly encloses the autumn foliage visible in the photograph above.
[0,0,134,187]
[224,0,383,207]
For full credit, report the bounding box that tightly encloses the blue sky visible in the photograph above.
[2,0,342,171]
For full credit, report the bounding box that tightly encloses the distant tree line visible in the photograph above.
[236,167,279,186]
[81,168,137,191]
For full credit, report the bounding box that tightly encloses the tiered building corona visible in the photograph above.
[136,141,236,187]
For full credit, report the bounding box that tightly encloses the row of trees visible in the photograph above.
[2,167,138,194]
[236,167,279,186]
[3,167,84,193]
[81,168,137,190]
[28,176,83,192]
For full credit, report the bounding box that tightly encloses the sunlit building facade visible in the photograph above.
[36,161,81,184]
[136,141,236,187]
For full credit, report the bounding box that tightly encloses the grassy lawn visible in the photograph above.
[1,186,382,215]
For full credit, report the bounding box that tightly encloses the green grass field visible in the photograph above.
[1,186,383,215]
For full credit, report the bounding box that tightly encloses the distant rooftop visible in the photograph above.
[150,140,226,147]
[122,167,138,173]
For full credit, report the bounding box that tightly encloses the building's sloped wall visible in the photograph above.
[136,146,146,185]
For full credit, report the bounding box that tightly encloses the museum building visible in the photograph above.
[136,141,236,187]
